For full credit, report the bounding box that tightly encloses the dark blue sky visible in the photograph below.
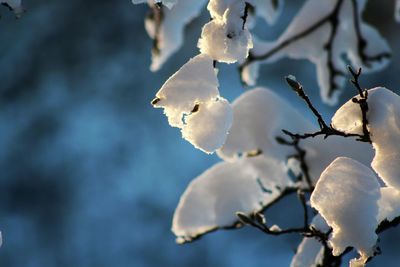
[0,1,399,266]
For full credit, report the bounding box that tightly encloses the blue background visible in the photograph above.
[0,1,399,266]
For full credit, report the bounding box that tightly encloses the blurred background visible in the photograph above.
[0,1,399,266]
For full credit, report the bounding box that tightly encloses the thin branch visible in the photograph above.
[297,190,309,229]
[243,0,343,63]
[236,188,312,237]
[241,0,391,97]
[276,134,313,190]
[242,0,345,96]
[348,66,371,143]
[283,75,371,142]
[241,2,252,30]
[350,0,391,66]
[376,216,400,234]
[176,187,300,244]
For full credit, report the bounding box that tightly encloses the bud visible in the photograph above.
[285,75,302,93]
[236,212,253,225]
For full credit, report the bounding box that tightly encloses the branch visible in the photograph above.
[236,189,311,237]
[241,2,252,30]
[176,187,300,244]
[242,0,345,96]
[348,66,371,143]
[351,0,391,66]
[241,0,391,97]
[276,135,313,190]
[282,74,371,143]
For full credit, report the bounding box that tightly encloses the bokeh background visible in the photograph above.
[0,1,399,266]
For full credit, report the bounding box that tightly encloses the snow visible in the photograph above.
[269,224,281,232]
[143,0,207,71]
[291,237,324,267]
[182,98,233,153]
[207,0,242,19]
[290,214,328,267]
[1,0,23,16]
[244,0,390,104]
[332,87,400,191]
[132,0,178,9]
[153,54,219,127]
[303,135,373,185]
[377,187,400,223]
[217,87,314,161]
[153,53,233,153]
[198,0,253,63]
[172,155,291,240]
[311,157,380,266]
[396,0,400,22]
[240,57,259,86]
[217,87,373,186]
[198,20,253,64]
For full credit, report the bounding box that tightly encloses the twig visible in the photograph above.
[276,135,313,190]
[297,190,309,229]
[241,2,252,30]
[241,0,391,97]
[283,75,370,142]
[348,66,371,143]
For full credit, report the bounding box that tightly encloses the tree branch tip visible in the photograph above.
[285,75,303,93]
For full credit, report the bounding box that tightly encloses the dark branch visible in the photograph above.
[282,74,371,142]
[176,187,300,244]
[348,66,371,143]
[242,0,345,96]
[297,190,309,228]
[350,0,391,67]
[241,2,252,30]
[285,76,327,130]
[276,133,313,190]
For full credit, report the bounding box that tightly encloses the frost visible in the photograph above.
[311,157,380,265]
[143,0,207,71]
[172,155,291,241]
[332,87,400,190]
[243,0,391,104]
[396,0,400,22]
[377,187,400,223]
[199,0,253,63]
[153,53,233,153]
[1,0,23,17]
